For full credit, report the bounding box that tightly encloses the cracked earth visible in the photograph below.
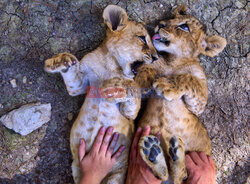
[0,0,249,183]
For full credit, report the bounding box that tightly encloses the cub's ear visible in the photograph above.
[103,5,128,32]
[200,35,227,57]
[173,5,187,16]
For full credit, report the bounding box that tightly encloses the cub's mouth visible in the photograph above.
[131,61,144,75]
[152,34,170,46]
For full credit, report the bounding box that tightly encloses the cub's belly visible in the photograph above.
[139,98,211,153]
[70,97,134,155]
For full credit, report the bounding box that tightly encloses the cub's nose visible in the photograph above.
[158,23,166,29]
[151,54,159,62]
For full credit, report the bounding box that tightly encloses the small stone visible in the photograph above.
[0,103,52,136]
[10,79,17,88]
[23,76,27,84]
[235,1,244,8]
[67,113,74,121]
[29,81,32,84]
[160,4,163,8]
[0,104,3,109]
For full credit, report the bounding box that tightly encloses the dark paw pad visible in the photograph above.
[144,141,150,148]
[169,136,180,162]
[142,137,161,163]
[149,147,158,162]
[169,147,178,161]
[143,148,149,156]
[170,137,176,147]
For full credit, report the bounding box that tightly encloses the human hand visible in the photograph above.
[184,152,216,184]
[126,125,162,184]
[79,126,125,184]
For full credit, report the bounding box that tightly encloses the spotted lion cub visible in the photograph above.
[44,5,158,184]
[136,5,226,184]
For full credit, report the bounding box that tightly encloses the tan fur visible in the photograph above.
[136,5,226,184]
[44,5,157,184]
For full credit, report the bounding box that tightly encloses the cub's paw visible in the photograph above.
[169,136,187,182]
[44,52,78,73]
[135,65,156,94]
[100,77,134,103]
[169,136,185,162]
[153,77,183,101]
[139,135,168,181]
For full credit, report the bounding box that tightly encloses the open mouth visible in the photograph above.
[131,61,144,75]
[152,34,170,46]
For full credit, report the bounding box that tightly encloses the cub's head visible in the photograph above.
[103,5,158,78]
[152,5,227,58]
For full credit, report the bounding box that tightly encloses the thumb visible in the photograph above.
[78,138,86,162]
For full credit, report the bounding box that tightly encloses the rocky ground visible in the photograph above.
[0,0,249,183]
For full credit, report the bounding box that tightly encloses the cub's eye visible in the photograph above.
[177,24,190,32]
[139,36,146,43]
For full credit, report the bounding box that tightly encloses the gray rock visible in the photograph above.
[0,103,51,136]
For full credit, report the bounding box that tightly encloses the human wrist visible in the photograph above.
[80,174,101,184]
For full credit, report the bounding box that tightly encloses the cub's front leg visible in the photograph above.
[44,52,88,96]
[100,77,141,120]
[153,74,208,115]
[135,65,157,94]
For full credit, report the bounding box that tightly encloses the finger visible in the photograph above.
[112,145,125,161]
[156,131,161,140]
[78,138,86,162]
[189,151,203,165]
[100,126,114,153]
[141,125,151,136]
[136,125,151,157]
[198,152,209,163]
[91,126,106,153]
[208,156,215,169]
[106,132,119,157]
[185,154,196,171]
[130,127,142,160]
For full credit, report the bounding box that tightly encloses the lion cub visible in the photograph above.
[136,5,226,183]
[44,5,158,184]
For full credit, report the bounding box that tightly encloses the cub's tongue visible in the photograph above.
[152,34,161,41]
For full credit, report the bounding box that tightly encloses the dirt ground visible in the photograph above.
[0,0,249,183]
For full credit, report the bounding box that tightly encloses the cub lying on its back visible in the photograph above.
[136,5,226,184]
[44,5,158,184]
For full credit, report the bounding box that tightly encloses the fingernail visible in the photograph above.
[100,126,106,133]
[137,127,142,132]
[79,139,83,144]
[120,146,125,151]
[145,125,150,130]
[108,127,114,133]
[114,133,119,139]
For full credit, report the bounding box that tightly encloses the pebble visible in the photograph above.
[23,76,27,84]
[67,113,74,121]
[10,79,17,88]
[0,104,3,109]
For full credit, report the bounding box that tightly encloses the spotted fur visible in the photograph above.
[136,5,226,184]
[44,5,157,184]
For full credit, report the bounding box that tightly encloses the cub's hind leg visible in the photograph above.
[139,135,169,181]
[168,136,187,184]
[44,52,88,96]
